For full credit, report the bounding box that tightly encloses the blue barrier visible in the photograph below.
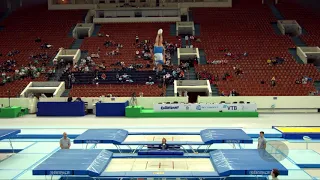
[37,102,85,116]
[96,101,129,116]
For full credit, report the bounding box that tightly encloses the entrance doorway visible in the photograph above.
[188,92,207,103]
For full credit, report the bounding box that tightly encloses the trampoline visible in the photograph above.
[0,129,21,153]
[32,149,288,178]
[73,129,253,153]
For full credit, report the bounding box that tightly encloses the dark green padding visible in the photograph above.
[125,106,259,118]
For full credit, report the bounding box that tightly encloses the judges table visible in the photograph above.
[95,101,129,116]
[37,102,85,116]
[154,103,257,112]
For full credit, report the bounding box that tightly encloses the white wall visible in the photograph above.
[53,82,65,97]
[3,96,320,113]
[93,17,180,23]
[198,96,320,112]
[297,47,307,64]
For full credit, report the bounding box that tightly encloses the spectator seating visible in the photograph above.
[61,71,158,84]
[191,0,320,96]
[276,0,320,47]
[0,5,85,97]
[70,84,164,97]
[80,23,179,71]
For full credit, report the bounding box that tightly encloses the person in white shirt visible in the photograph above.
[60,132,71,149]
[185,35,189,45]
[53,58,58,66]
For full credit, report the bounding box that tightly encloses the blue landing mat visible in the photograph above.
[210,149,288,176]
[73,129,128,144]
[33,149,113,176]
[201,129,253,144]
[0,129,21,140]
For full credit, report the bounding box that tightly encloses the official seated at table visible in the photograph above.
[159,138,169,150]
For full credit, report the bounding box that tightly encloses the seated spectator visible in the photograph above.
[35,37,41,42]
[214,75,219,81]
[234,65,242,75]
[243,52,248,56]
[302,76,308,84]
[146,61,151,68]
[146,76,154,85]
[267,59,272,65]
[271,76,276,87]
[222,72,231,80]
[178,71,185,79]
[271,58,277,65]
[220,91,225,96]
[230,89,238,96]
[275,57,285,64]
[98,33,103,37]
[7,51,13,57]
[67,97,73,102]
[295,79,301,84]
[101,73,107,80]
[261,80,265,84]
[91,52,100,58]
[135,35,139,43]
[225,52,232,56]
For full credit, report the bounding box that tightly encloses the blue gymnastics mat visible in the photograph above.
[73,129,129,144]
[210,149,288,176]
[200,129,253,144]
[0,129,21,140]
[33,149,113,176]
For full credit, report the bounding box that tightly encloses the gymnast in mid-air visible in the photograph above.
[153,29,165,75]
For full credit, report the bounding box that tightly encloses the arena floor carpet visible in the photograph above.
[0,114,319,179]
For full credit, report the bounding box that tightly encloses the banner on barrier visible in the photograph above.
[153,103,257,112]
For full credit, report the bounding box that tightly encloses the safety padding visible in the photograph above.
[0,129,21,140]
[200,129,253,144]
[73,129,128,144]
[210,149,288,176]
[33,149,113,176]
[37,102,85,116]
[138,150,184,155]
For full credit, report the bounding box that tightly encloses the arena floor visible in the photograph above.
[0,113,319,179]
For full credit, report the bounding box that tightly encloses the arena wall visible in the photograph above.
[1,96,318,113]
